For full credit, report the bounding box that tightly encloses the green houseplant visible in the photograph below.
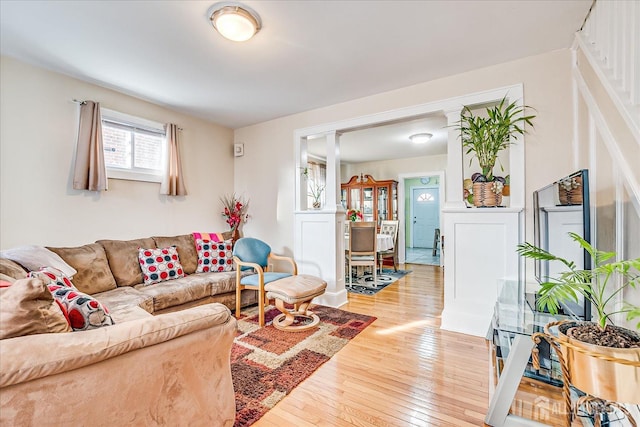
[517,232,640,331]
[517,232,640,404]
[456,97,535,207]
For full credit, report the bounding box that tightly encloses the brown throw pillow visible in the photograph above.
[0,277,72,339]
[0,258,28,280]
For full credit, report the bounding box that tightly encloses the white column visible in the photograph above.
[444,108,466,209]
[293,131,347,308]
[298,137,309,211]
[325,131,342,210]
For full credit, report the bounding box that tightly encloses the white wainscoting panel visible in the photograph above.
[441,208,523,337]
[294,210,348,308]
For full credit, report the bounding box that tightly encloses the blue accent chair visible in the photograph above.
[233,237,297,326]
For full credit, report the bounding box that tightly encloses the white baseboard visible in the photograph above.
[314,289,348,308]
[440,308,492,338]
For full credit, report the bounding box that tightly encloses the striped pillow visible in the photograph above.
[192,232,225,243]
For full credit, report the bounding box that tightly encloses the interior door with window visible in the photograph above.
[411,187,440,248]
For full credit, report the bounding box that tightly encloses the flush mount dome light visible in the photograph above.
[209,3,261,42]
[409,133,433,144]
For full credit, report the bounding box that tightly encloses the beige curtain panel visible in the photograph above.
[160,123,187,196]
[73,101,108,191]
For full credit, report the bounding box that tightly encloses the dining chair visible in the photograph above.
[233,237,297,327]
[347,221,377,287]
[378,220,399,272]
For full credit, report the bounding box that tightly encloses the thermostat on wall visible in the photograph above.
[234,143,244,157]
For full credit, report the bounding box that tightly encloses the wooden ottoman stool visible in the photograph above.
[264,274,327,331]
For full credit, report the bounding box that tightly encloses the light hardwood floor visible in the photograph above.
[254,263,569,427]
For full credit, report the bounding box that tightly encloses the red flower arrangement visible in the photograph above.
[347,209,363,222]
[221,193,249,231]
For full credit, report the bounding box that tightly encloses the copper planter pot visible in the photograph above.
[557,322,640,404]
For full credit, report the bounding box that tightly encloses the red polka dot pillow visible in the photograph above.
[28,267,114,331]
[29,266,74,288]
[138,246,185,285]
[195,239,234,273]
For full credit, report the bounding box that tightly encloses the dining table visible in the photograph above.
[344,233,394,252]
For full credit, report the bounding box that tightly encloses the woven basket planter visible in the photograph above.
[472,182,502,207]
[558,176,583,205]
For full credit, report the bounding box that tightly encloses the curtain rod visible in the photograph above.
[71,99,183,130]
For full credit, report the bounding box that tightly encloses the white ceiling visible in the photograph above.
[0,0,590,130]
[308,115,448,164]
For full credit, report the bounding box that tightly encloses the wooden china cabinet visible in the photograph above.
[340,174,398,226]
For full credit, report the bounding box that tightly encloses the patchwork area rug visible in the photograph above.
[345,268,411,295]
[232,304,376,427]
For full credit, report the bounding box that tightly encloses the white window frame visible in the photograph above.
[101,108,166,183]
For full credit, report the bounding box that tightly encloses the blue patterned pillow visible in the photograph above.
[195,239,234,273]
[138,246,185,285]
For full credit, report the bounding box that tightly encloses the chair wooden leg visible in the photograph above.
[235,285,242,319]
[258,288,265,327]
[372,261,377,287]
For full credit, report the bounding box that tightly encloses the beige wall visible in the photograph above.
[235,49,574,253]
[341,154,447,183]
[0,56,235,249]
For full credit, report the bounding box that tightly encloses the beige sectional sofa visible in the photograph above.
[0,233,257,426]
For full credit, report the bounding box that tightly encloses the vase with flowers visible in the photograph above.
[308,179,325,209]
[220,193,249,243]
[347,209,363,222]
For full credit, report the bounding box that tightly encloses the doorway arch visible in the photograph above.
[293,84,525,309]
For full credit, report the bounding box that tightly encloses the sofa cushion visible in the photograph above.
[47,243,117,295]
[134,275,214,311]
[138,246,185,285]
[29,268,115,331]
[0,258,27,280]
[0,246,76,277]
[0,277,72,339]
[152,234,198,275]
[107,304,154,323]
[93,286,154,314]
[195,239,234,273]
[97,237,156,287]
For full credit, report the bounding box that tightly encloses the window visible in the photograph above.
[101,109,166,182]
[417,192,435,202]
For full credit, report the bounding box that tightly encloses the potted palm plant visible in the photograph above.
[517,232,640,404]
[456,97,535,207]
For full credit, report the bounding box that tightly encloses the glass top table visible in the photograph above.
[493,279,574,336]
[485,279,577,427]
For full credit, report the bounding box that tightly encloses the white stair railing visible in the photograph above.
[578,0,640,142]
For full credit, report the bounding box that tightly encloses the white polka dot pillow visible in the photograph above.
[138,246,185,285]
[195,239,234,273]
[28,267,115,331]
[29,266,74,288]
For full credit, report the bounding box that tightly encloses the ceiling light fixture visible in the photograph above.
[409,133,433,144]
[209,3,261,42]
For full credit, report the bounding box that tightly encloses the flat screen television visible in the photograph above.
[532,169,591,320]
